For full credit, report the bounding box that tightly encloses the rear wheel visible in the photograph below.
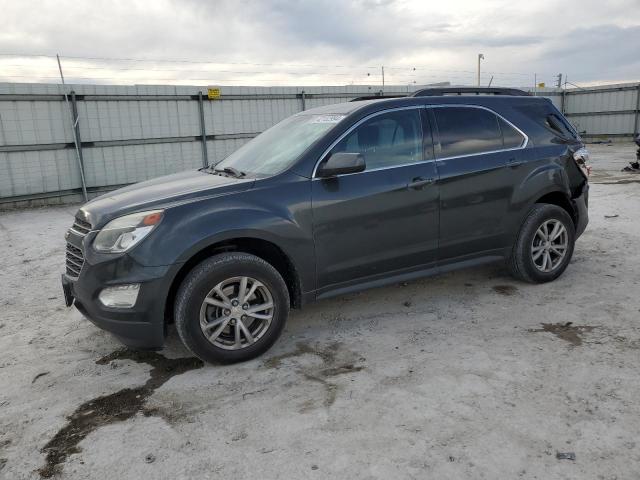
[507,204,576,283]
[175,253,289,363]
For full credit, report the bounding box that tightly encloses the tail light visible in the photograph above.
[573,147,591,179]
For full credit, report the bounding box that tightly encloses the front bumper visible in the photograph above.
[572,183,589,238]
[62,255,179,349]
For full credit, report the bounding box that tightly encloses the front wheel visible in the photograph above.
[507,204,576,283]
[175,252,290,364]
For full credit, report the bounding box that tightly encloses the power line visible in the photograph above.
[0,64,379,77]
[0,52,381,70]
[0,66,507,82]
[0,52,551,89]
[0,52,549,78]
[0,62,531,78]
[0,71,482,82]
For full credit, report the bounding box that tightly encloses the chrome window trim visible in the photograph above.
[311,105,426,179]
[311,103,529,179]
[428,104,529,161]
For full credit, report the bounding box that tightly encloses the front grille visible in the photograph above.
[66,215,91,278]
[72,217,92,235]
[66,243,84,277]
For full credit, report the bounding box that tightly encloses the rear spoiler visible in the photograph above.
[411,87,530,97]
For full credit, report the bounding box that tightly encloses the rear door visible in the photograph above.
[429,105,527,260]
[311,107,439,293]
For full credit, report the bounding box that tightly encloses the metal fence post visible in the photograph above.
[57,54,88,202]
[197,91,209,168]
[634,83,640,137]
[69,91,87,197]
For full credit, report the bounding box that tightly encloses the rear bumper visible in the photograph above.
[573,183,589,238]
[62,259,179,349]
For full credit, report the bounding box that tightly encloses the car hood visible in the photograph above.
[80,169,254,228]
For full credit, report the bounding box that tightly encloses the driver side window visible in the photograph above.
[331,109,423,171]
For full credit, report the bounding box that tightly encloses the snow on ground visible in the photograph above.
[0,144,639,479]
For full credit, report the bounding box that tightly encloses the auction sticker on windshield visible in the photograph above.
[309,114,345,124]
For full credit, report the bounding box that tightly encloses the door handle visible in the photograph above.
[507,158,524,168]
[407,177,435,190]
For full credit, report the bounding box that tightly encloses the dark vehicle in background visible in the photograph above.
[62,88,590,363]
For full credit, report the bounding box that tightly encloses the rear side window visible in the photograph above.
[331,109,423,170]
[498,117,526,148]
[433,107,503,157]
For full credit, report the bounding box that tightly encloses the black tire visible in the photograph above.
[507,204,576,283]
[175,252,290,364]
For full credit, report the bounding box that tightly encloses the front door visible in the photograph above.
[312,107,439,294]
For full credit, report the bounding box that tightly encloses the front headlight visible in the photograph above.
[93,210,164,253]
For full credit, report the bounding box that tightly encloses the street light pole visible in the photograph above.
[477,54,484,87]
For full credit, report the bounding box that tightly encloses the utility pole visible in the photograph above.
[381,66,385,93]
[477,54,484,87]
[556,73,563,88]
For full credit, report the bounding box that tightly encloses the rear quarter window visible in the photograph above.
[498,117,526,149]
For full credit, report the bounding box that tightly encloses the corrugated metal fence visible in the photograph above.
[561,82,640,140]
[0,81,638,207]
[0,83,419,207]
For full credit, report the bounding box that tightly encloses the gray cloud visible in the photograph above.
[530,24,640,82]
[0,0,638,86]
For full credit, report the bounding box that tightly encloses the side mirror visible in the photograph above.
[316,152,366,178]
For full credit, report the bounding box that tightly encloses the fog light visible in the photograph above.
[98,284,140,308]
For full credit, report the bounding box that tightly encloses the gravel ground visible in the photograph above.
[1,143,639,480]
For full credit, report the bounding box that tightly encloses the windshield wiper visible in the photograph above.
[211,166,246,178]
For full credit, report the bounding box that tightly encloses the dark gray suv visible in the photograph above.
[62,88,590,363]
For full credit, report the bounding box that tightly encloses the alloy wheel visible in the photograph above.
[199,276,274,350]
[531,219,568,272]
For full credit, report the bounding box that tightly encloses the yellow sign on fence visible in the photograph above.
[207,88,221,99]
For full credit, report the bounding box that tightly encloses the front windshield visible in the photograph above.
[214,113,345,176]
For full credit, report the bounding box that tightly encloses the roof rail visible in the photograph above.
[350,94,407,102]
[410,87,530,97]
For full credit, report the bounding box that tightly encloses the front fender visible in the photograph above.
[129,173,315,293]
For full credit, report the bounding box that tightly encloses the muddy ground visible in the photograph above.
[1,143,639,479]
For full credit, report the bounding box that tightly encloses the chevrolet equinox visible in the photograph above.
[62,88,590,363]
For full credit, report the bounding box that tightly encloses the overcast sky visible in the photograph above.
[0,0,638,87]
